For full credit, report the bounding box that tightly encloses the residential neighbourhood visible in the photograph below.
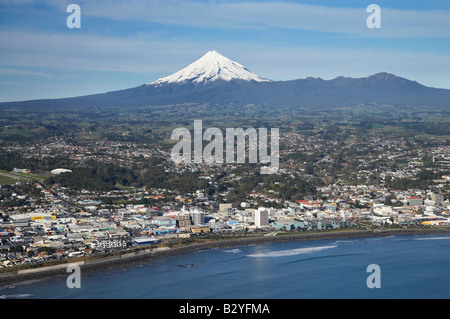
[0,127,449,269]
[0,178,449,268]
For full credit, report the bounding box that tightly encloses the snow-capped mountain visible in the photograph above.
[2,51,450,110]
[149,50,270,86]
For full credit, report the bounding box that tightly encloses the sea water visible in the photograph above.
[1,234,450,299]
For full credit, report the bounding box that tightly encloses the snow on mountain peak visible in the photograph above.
[149,50,271,86]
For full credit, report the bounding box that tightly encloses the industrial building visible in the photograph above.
[9,212,56,223]
[131,237,161,246]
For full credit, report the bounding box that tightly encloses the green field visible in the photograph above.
[10,171,47,183]
[0,174,18,185]
[0,170,47,185]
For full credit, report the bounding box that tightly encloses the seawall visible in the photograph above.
[1,228,449,288]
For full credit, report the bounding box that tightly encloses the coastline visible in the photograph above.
[1,228,449,288]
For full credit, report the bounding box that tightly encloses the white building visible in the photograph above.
[50,168,72,175]
[90,238,127,250]
[255,208,269,228]
[240,202,251,208]
[191,211,205,225]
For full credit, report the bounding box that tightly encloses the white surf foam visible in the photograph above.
[247,245,338,258]
[0,294,34,299]
[413,236,450,241]
[223,248,243,254]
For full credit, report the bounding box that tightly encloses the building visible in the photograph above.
[9,212,56,223]
[255,209,269,228]
[407,197,423,206]
[13,168,31,174]
[50,168,72,175]
[190,211,205,225]
[176,214,192,227]
[154,216,176,227]
[431,193,445,205]
[131,237,161,246]
[219,203,233,212]
[91,238,127,250]
[146,208,159,219]
[188,225,211,234]
[240,202,251,208]
[271,219,307,231]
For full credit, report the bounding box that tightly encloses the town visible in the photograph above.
[0,119,449,270]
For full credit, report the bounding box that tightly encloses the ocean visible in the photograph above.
[1,234,450,299]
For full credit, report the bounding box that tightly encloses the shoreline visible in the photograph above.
[1,228,450,288]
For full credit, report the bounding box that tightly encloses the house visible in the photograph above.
[296,200,322,209]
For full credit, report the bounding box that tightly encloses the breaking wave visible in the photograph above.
[247,245,338,258]
[412,236,450,241]
[223,248,243,254]
[0,294,34,299]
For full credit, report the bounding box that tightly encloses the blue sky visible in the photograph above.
[0,0,449,102]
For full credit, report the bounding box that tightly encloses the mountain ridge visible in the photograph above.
[1,52,449,110]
